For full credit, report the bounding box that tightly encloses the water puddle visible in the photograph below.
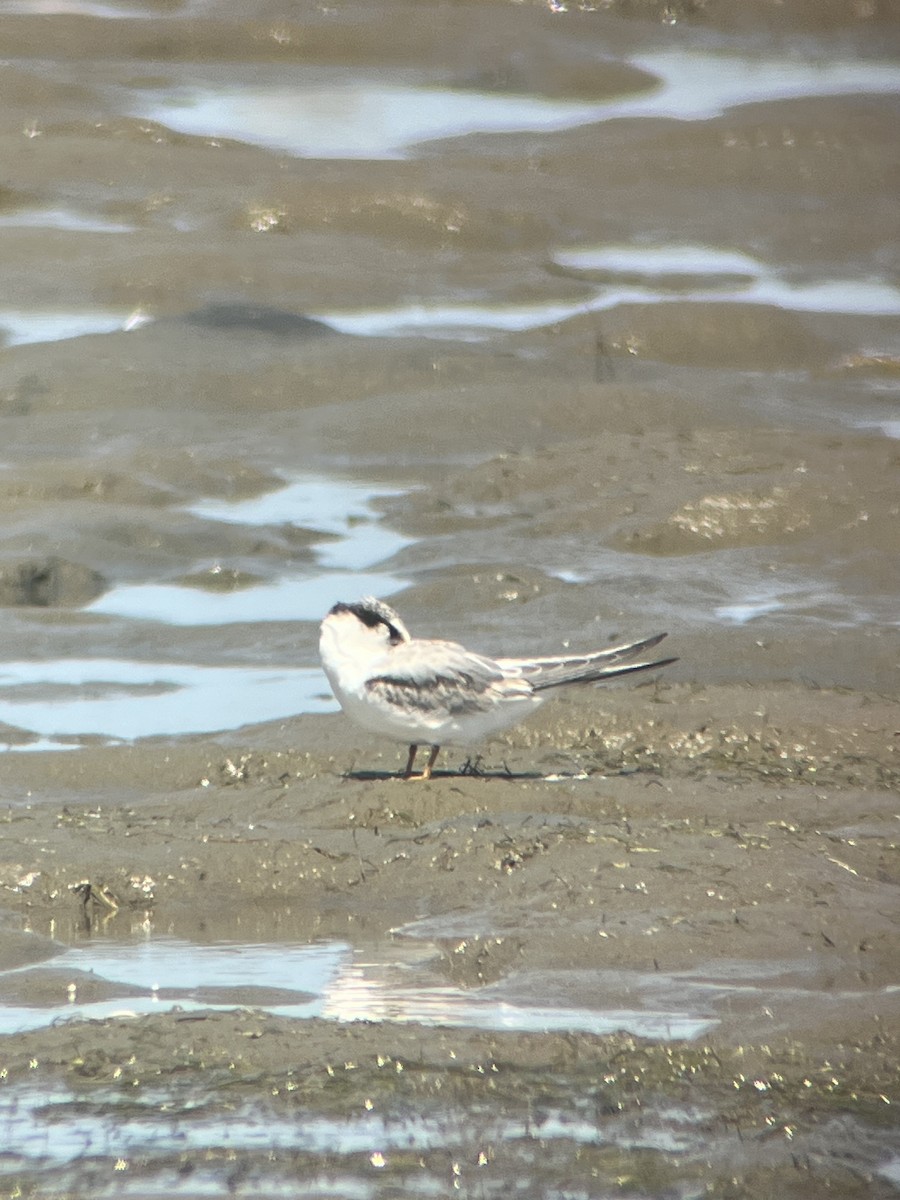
[85,572,406,628]
[5,241,896,353]
[0,474,410,748]
[553,241,900,315]
[0,939,340,1033]
[89,474,412,627]
[0,0,146,14]
[185,476,414,571]
[0,308,136,348]
[0,660,333,745]
[322,961,714,1042]
[554,244,763,276]
[137,82,613,161]
[8,932,892,1044]
[625,49,900,122]
[0,934,716,1042]
[554,542,888,633]
[0,207,135,233]
[317,248,900,340]
[713,579,898,628]
[710,573,878,627]
[126,52,900,160]
[715,597,788,624]
[858,419,900,440]
[318,298,600,338]
[0,1074,707,1197]
[2,936,893,1192]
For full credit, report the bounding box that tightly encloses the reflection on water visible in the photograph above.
[0,0,145,13]
[1,935,895,1190]
[0,659,333,744]
[127,52,900,160]
[554,242,900,315]
[0,1076,709,1194]
[7,929,895,1046]
[322,960,714,1041]
[716,597,789,624]
[317,255,900,340]
[0,207,135,233]
[138,82,617,160]
[0,934,716,1041]
[86,571,407,627]
[557,543,889,632]
[859,419,900,439]
[3,255,898,353]
[625,50,900,121]
[553,244,763,275]
[88,473,412,624]
[0,475,409,748]
[0,309,135,347]
[186,476,414,570]
[0,1084,492,1161]
[0,7,896,1197]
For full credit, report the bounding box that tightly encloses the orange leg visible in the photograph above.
[420,744,441,781]
[403,743,440,781]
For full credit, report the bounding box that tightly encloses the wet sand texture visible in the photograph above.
[1,0,899,1195]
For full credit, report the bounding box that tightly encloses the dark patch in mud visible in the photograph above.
[0,556,106,607]
[178,303,340,340]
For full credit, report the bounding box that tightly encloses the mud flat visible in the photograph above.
[1,680,898,1196]
[1,0,899,1192]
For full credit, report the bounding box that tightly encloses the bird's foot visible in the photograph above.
[401,743,440,781]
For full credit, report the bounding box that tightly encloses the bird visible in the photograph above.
[319,596,677,780]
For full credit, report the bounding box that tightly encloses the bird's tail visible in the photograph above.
[498,632,676,692]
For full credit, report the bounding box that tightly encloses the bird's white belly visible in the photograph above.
[331,673,542,747]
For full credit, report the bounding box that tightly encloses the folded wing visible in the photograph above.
[365,639,530,715]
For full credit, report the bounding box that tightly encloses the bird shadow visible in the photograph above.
[343,757,552,783]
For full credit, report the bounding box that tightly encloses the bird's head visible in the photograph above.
[320,597,411,657]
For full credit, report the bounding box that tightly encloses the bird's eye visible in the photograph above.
[386,624,404,646]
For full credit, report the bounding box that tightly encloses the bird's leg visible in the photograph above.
[420,744,441,781]
[402,744,419,779]
[403,744,441,781]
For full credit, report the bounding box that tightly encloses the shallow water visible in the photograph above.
[124,51,900,158]
[0,308,136,347]
[2,928,895,1195]
[0,659,332,745]
[0,475,407,745]
[0,1072,711,1199]
[0,934,716,1041]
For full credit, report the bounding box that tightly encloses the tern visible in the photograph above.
[319,596,676,780]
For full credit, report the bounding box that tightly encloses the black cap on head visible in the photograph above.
[328,598,409,645]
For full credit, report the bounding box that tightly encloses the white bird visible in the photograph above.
[319,596,676,780]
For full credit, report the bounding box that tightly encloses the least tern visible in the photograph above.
[319,596,676,780]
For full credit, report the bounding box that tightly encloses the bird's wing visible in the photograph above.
[365,639,527,715]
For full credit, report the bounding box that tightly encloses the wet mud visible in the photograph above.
[1,0,899,1194]
[2,684,899,1195]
